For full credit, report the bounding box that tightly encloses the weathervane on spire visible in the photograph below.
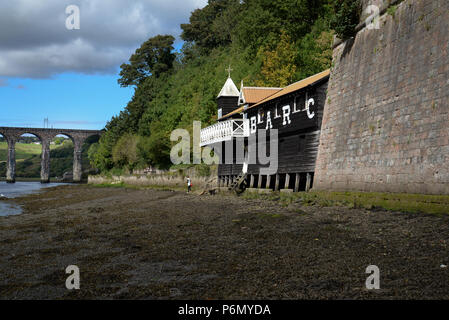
[226,65,233,78]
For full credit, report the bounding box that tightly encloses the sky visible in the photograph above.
[0,0,207,130]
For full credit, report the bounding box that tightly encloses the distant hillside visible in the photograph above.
[0,142,44,162]
[0,138,97,179]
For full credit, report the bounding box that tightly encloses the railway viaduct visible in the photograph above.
[0,127,102,183]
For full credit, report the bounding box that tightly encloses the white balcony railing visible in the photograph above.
[200,119,249,146]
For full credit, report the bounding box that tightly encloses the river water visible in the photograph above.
[0,182,67,217]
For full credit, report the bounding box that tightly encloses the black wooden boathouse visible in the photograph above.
[200,69,330,192]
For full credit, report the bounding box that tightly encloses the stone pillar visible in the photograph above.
[73,141,83,183]
[285,173,290,189]
[40,139,51,183]
[6,138,16,183]
[274,174,279,191]
[266,175,271,189]
[294,173,300,192]
[249,175,255,188]
[257,174,262,188]
[305,173,312,192]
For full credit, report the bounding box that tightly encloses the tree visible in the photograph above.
[137,122,171,169]
[118,35,176,87]
[330,0,361,40]
[112,133,140,170]
[256,31,297,87]
[297,18,334,79]
[181,0,239,52]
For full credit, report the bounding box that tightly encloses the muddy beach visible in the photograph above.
[0,185,448,299]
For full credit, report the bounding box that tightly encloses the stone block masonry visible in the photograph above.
[314,0,449,194]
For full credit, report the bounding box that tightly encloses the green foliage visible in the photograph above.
[118,35,176,87]
[330,0,361,40]
[137,125,171,169]
[297,18,334,79]
[181,0,239,52]
[387,5,398,17]
[112,133,140,170]
[256,31,297,87]
[92,0,340,173]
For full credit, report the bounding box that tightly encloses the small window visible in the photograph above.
[218,108,222,118]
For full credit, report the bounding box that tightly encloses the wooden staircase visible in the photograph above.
[229,172,248,193]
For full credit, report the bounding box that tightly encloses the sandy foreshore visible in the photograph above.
[0,184,448,299]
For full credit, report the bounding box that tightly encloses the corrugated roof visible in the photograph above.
[219,69,330,120]
[217,77,239,98]
[248,69,330,110]
[242,87,282,104]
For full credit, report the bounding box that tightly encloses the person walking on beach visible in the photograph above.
[186,176,192,193]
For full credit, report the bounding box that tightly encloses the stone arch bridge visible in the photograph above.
[0,127,102,183]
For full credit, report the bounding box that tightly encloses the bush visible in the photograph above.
[331,0,361,40]
[112,133,140,170]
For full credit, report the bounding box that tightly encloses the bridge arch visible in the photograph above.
[14,133,45,181]
[0,127,102,183]
[48,134,75,181]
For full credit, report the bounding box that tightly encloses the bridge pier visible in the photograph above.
[1,127,101,183]
[73,142,83,183]
[40,139,51,183]
[6,139,16,183]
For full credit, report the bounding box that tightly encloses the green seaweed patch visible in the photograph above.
[242,189,449,215]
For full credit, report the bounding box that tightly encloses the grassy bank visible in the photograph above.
[0,142,49,162]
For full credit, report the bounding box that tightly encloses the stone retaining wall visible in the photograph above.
[314,0,449,194]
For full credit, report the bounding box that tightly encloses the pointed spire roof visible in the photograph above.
[217,76,239,98]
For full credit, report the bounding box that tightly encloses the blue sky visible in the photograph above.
[0,0,205,131]
[1,73,134,130]
[1,41,184,130]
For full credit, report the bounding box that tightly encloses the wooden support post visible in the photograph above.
[285,173,290,189]
[294,173,300,192]
[306,173,312,192]
[218,176,222,187]
[250,174,255,188]
[226,176,230,187]
[274,174,279,191]
[266,175,271,189]
[257,174,262,189]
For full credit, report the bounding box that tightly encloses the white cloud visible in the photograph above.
[0,0,207,78]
